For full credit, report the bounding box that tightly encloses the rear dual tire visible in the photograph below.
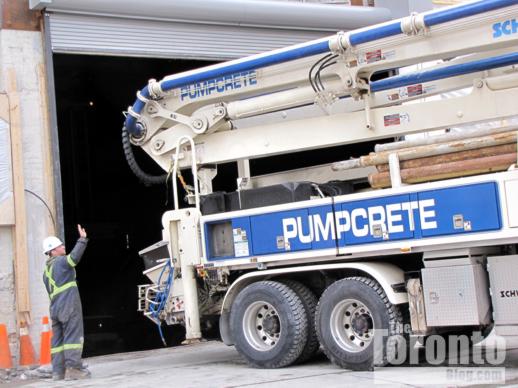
[231,276,403,370]
[230,280,308,368]
[280,280,319,363]
[315,277,404,371]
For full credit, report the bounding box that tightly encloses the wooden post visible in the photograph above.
[37,63,57,234]
[7,68,31,325]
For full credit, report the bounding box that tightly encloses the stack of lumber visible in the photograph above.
[332,127,518,189]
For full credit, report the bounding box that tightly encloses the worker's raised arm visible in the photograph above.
[67,224,89,267]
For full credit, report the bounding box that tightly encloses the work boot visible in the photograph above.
[64,367,91,380]
[52,373,65,381]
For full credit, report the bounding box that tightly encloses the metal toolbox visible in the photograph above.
[422,264,491,327]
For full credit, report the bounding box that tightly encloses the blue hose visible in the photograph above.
[149,260,174,346]
[370,51,518,92]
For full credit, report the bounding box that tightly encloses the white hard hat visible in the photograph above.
[42,236,63,254]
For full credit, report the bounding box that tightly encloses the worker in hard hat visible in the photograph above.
[42,224,90,381]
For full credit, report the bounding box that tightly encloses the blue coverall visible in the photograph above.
[42,237,88,375]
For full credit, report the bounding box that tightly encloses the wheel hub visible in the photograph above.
[330,299,374,353]
[351,313,372,336]
[262,315,280,335]
[242,301,282,351]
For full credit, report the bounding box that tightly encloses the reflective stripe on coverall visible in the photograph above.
[43,238,88,374]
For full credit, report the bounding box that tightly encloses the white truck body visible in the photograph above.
[126,0,518,369]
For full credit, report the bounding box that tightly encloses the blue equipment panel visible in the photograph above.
[418,183,501,237]
[204,182,502,261]
[340,194,414,246]
[250,209,311,255]
[309,205,337,250]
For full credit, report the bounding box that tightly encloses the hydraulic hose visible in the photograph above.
[149,260,175,347]
[122,126,168,186]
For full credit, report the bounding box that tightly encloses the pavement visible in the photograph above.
[2,341,518,388]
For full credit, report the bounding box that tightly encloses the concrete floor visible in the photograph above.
[4,341,518,388]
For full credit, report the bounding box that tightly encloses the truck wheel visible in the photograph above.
[230,280,308,368]
[281,280,320,363]
[315,277,404,371]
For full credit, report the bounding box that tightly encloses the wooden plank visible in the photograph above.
[6,68,31,321]
[37,63,57,234]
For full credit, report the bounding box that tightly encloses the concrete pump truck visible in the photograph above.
[122,0,518,371]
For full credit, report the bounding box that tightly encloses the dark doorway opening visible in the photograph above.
[53,54,217,356]
[53,53,384,357]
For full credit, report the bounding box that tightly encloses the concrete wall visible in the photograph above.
[0,10,55,365]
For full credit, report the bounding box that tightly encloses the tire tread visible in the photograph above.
[231,280,308,368]
[281,280,320,363]
[315,276,404,370]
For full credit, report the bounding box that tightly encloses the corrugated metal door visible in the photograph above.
[47,12,328,60]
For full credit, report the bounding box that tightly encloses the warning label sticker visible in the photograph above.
[407,84,423,97]
[387,84,438,102]
[365,50,382,64]
[384,113,410,127]
[233,228,249,257]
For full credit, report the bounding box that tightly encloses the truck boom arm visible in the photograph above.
[132,1,518,362]
[123,0,518,173]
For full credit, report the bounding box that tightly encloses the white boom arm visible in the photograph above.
[124,0,518,173]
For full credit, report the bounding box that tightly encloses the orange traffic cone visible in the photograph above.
[0,324,13,369]
[39,317,51,366]
[18,322,37,367]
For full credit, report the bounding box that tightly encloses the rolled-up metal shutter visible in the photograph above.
[32,0,391,60]
[46,13,326,60]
